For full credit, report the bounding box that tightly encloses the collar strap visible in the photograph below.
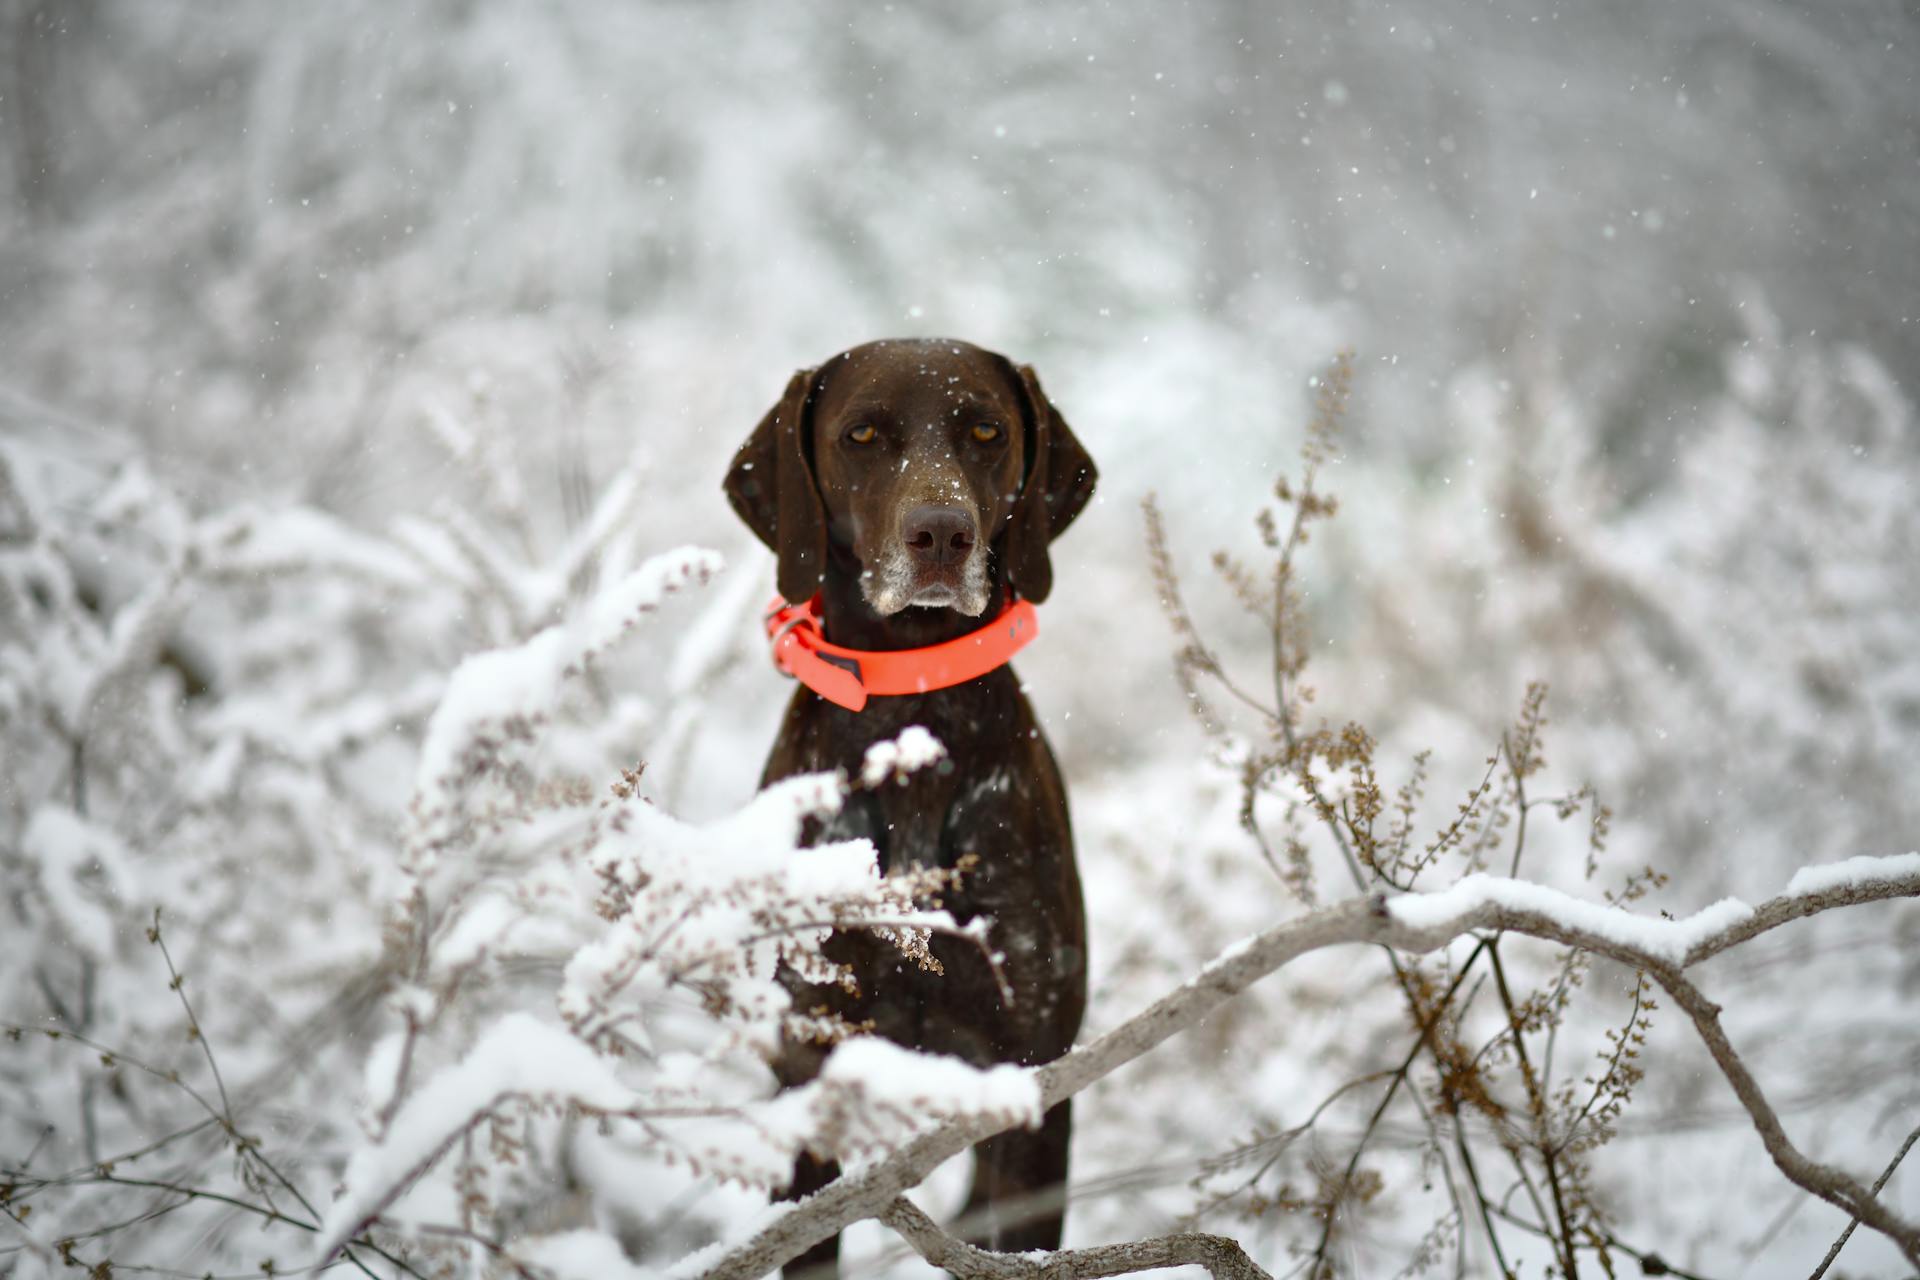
[763,592,1038,712]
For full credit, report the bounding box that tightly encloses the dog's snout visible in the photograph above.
[902,505,977,566]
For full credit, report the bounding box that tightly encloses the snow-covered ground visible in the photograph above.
[3,5,1917,1277]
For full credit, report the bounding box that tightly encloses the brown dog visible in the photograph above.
[725,338,1096,1266]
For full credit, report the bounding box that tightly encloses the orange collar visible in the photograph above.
[763,592,1038,712]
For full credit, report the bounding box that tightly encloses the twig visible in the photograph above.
[1503,734,1529,879]
[1451,1121,1516,1280]
[1141,494,1281,724]
[0,1170,317,1233]
[7,976,417,1280]
[1483,1200,1718,1280]
[150,908,235,1126]
[1307,940,1492,1267]
[2,1024,228,1136]
[1485,943,1580,1278]
[1552,973,1648,1158]
[0,1202,59,1265]
[1184,1067,1400,1225]
[1395,1083,1470,1280]
[1806,1121,1920,1279]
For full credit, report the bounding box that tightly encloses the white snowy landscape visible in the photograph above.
[2,4,1917,1279]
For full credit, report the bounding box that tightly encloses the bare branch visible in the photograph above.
[1483,1200,1718,1280]
[149,908,236,1129]
[1484,944,1579,1279]
[878,1196,1272,1280]
[1655,966,1917,1264]
[1807,1122,1920,1280]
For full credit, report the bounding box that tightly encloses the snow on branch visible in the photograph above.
[693,855,1920,1279]
[1785,850,1920,897]
[325,591,1014,1273]
[315,1013,632,1260]
[199,505,433,591]
[408,545,722,862]
[415,545,722,791]
[1381,872,1753,964]
[20,806,144,959]
[781,1039,1041,1158]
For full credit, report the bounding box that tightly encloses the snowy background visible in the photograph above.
[3,2,1917,1277]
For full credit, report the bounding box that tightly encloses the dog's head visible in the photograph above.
[724,338,1096,615]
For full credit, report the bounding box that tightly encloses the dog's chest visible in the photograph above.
[856,755,1021,877]
[787,677,1043,880]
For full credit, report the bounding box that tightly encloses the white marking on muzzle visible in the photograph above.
[863,542,991,616]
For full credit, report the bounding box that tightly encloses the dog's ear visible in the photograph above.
[723,367,826,603]
[1002,361,1097,604]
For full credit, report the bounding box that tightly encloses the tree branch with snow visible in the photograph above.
[690,857,1920,1279]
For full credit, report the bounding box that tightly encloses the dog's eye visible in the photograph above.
[845,424,876,445]
[971,423,1001,443]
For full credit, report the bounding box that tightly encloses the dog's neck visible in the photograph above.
[818,540,1010,652]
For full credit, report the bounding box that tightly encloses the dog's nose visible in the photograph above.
[902,505,977,566]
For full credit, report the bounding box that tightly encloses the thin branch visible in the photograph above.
[1551,973,1648,1158]
[0,1170,317,1233]
[1183,1067,1399,1225]
[1807,1121,1920,1280]
[878,1196,1273,1280]
[1450,1120,1516,1280]
[1141,493,1281,724]
[1503,734,1529,879]
[27,1116,222,1187]
[1307,940,1492,1267]
[0,1203,59,1266]
[1485,943,1579,1279]
[150,908,236,1126]
[1483,1201,1718,1280]
[1396,1082,1470,1280]
[2,1024,228,1137]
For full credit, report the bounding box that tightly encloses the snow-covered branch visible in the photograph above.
[694,856,1920,1279]
[296,522,995,1267]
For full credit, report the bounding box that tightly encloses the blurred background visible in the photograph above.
[3,1,1917,1275]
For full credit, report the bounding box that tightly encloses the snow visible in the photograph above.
[415,625,571,790]
[316,1012,634,1261]
[513,1230,658,1280]
[556,765,885,1049]
[1784,852,1920,898]
[22,806,142,958]
[860,725,947,787]
[6,10,1920,1275]
[573,546,726,669]
[413,546,722,798]
[815,1037,1043,1130]
[1387,874,1755,964]
[201,506,431,590]
[747,1038,1043,1166]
